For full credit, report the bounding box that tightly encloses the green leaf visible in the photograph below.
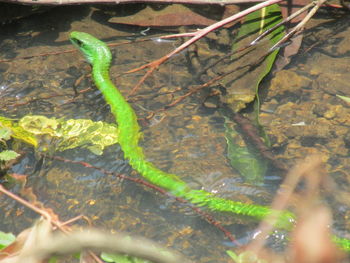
[101,252,151,263]
[0,116,38,147]
[47,256,58,263]
[101,253,130,263]
[226,250,239,262]
[19,115,119,154]
[222,5,283,182]
[0,127,12,140]
[226,250,268,263]
[0,150,19,161]
[0,231,16,249]
[336,94,350,103]
[0,115,119,155]
[220,4,284,112]
[225,119,266,184]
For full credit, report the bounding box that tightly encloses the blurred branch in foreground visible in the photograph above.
[0,220,190,263]
[233,155,347,263]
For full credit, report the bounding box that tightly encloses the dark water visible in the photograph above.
[0,4,349,262]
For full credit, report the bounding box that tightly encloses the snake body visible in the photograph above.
[69,32,350,250]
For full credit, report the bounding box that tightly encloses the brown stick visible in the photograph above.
[128,0,284,73]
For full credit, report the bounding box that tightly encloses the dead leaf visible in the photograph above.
[0,218,52,263]
[109,4,238,27]
[275,34,303,70]
[276,0,310,69]
[279,0,309,24]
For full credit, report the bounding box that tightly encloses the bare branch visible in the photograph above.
[125,0,284,94]
[269,0,327,51]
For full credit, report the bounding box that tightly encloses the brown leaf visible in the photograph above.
[279,0,309,24]
[275,34,303,70]
[276,0,310,69]
[109,4,238,27]
[0,218,52,263]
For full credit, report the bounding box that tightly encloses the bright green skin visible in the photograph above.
[69,31,350,251]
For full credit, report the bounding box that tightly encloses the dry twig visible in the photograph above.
[125,0,284,94]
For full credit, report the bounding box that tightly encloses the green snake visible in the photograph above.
[69,31,350,251]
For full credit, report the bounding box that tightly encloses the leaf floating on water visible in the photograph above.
[20,115,119,155]
[1,115,119,155]
[0,150,19,161]
[0,116,38,147]
[19,115,60,137]
[56,117,119,154]
[0,126,12,140]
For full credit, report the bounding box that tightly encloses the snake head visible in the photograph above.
[69,31,112,67]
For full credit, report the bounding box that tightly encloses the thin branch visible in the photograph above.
[269,0,327,51]
[0,184,55,225]
[134,0,284,69]
[250,0,316,46]
[126,0,284,94]
[0,184,105,263]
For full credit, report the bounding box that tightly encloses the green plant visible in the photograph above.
[0,126,19,174]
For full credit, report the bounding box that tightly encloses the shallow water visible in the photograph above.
[0,4,349,262]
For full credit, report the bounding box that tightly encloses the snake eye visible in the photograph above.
[74,38,83,47]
